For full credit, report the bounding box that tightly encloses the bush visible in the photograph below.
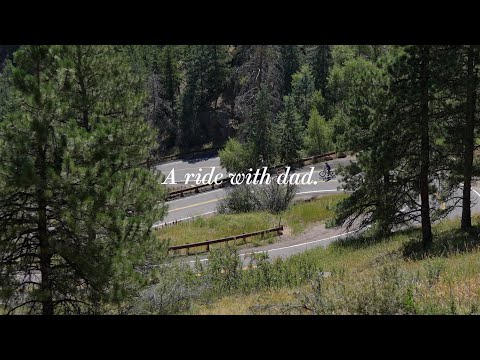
[304,108,332,156]
[218,181,298,215]
[129,263,201,315]
[219,138,253,173]
[298,263,417,315]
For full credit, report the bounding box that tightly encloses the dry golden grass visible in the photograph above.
[194,288,298,315]
[192,216,480,315]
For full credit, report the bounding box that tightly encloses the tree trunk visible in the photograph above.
[462,45,476,231]
[37,143,53,315]
[419,46,433,246]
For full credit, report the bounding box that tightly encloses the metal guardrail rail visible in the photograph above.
[168,225,284,254]
[165,150,342,200]
[167,177,230,199]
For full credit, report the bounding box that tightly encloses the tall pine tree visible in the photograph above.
[0,45,167,315]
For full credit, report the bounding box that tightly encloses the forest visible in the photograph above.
[1,45,480,315]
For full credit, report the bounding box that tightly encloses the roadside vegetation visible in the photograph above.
[156,194,346,249]
[142,216,480,315]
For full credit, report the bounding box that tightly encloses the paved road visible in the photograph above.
[156,156,352,225]
[156,157,226,186]
[155,156,480,265]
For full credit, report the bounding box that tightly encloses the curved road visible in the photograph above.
[155,156,480,264]
[156,156,352,225]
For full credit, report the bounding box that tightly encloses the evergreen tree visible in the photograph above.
[278,96,303,163]
[291,64,317,127]
[245,88,276,167]
[0,46,167,315]
[0,61,14,122]
[280,45,300,95]
[333,53,400,235]
[304,108,331,155]
[337,46,451,245]
[232,45,283,125]
[178,45,229,147]
[439,45,480,231]
[160,46,180,107]
[307,45,332,96]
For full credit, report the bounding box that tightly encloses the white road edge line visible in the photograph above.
[188,229,359,264]
[296,189,338,195]
[472,188,480,198]
[153,211,218,228]
[243,229,359,255]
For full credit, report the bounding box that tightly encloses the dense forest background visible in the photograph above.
[1,45,340,155]
[2,45,480,315]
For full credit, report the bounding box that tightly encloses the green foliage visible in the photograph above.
[242,87,277,167]
[218,181,297,215]
[291,64,317,126]
[279,45,300,95]
[0,61,14,122]
[219,138,253,173]
[304,108,332,155]
[278,96,303,163]
[301,263,417,315]
[307,45,332,99]
[179,45,230,147]
[0,46,168,315]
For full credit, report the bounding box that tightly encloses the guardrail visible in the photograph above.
[165,150,342,201]
[167,177,230,200]
[168,225,284,255]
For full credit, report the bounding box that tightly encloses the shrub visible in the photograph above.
[219,138,253,173]
[218,181,297,214]
[129,263,200,315]
[299,263,418,315]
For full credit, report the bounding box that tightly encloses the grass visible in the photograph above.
[283,194,347,234]
[155,194,346,253]
[157,212,279,252]
[191,215,480,314]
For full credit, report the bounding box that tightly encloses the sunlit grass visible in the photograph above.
[155,194,346,251]
[193,216,480,314]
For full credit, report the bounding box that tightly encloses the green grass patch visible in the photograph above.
[283,194,347,234]
[157,212,279,252]
[156,194,346,252]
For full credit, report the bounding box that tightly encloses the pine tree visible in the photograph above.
[389,45,438,246]
[291,64,317,127]
[246,88,276,167]
[0,45,167,315]
[333,48,418,236]
[0,61,14,122]
[232,45,283,124]
[278,96,303,163]
[178,45,229,147]
[307,45,332,96]
[442,46,480,231]
[280,45,300,95]
[160,46,180,107]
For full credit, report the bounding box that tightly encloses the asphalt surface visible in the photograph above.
[155,155,480,266]
[155,156,351,225]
